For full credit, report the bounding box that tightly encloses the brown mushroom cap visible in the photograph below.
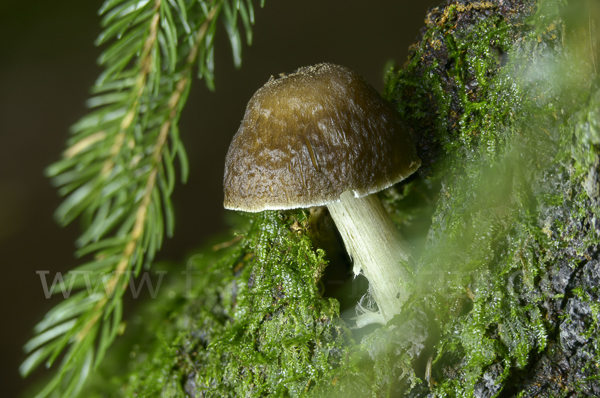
[223,63,420,212]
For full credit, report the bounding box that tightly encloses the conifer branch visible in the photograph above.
[100,0,161,177]
[22,0,261,396]
[77,7,216,343]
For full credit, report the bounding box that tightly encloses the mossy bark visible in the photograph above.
[383,0,600,395]
[83,0,600,397]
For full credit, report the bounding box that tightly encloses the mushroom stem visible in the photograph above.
[327,190,411,325]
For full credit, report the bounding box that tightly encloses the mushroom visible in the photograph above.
[223,63,420,326]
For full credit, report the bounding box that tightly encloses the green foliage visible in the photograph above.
[91,0,597,394]
[24,0,600,397]
[22,0,261,397]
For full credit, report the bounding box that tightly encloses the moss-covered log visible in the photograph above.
[83,0,600,396]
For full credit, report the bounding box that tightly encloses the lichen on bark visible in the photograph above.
[83,0,600,397]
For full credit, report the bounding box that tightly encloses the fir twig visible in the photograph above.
[21,0,261,396]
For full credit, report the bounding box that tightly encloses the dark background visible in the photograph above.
[0,1,439,396]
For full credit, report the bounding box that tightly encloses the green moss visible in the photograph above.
[382,0,600,395]
[83,211,355,397]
